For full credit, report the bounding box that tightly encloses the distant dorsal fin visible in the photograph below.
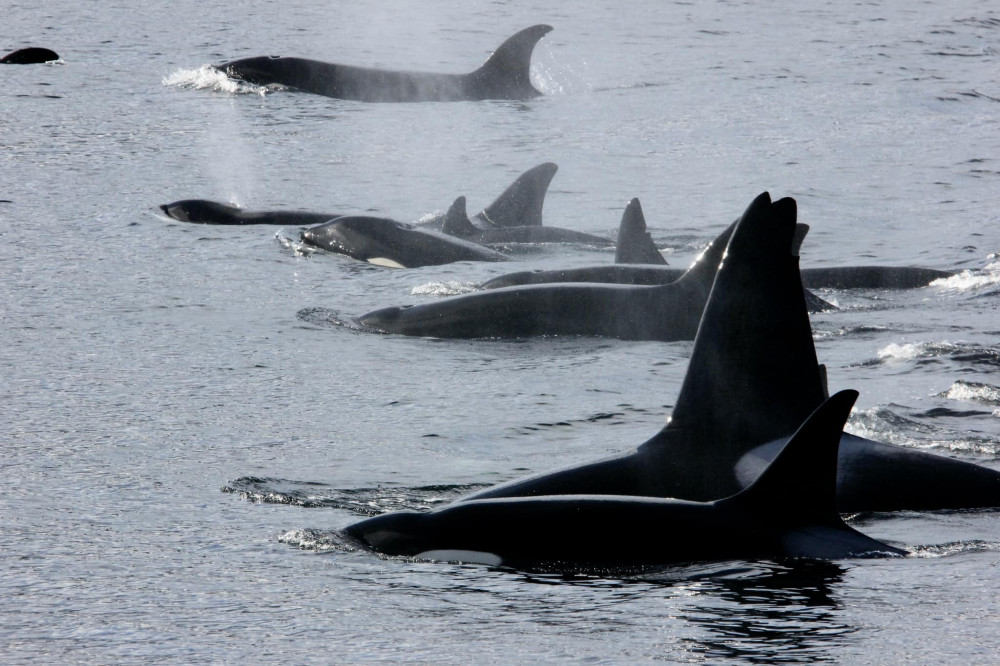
[468,25,553,100]
[614,198,668,265]
[722,390,856,525]
[657,192,827,458]
[475,162,557,228]
[441,196,477,238]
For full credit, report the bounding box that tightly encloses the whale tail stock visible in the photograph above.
[466,25,553,101]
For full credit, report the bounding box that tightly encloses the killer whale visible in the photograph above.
[480,198,955,290]
[440,194,614,247]
[159,163,558,230]
[344,390,904,570]
[300,198,509,268]
[159,200,341,226]
[1,47,59,64]
[217,25,552,102]
[347,197,831,340]
[456,193,1000,513]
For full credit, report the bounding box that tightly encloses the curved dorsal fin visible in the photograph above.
[441,196,477,238]
[475,162,557,228]
[725,390,856,523]
[467,25,553,100]
[614,198,668,265]
[661,192,827,454]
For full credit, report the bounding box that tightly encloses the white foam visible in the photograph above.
[410,281,477,297]
[161,64,272,96]
[930,262,1000,291]
[943,381,1000,406]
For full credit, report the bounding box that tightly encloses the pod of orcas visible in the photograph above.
[216,25,552,103]
[482,196,956,291]
[343,192,1000,572]
[1,47,59,64]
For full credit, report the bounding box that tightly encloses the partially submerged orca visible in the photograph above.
[300,198,509,268]
[344,390,904,570]
[217,25,552,102]
[481,198,955,290]
[159,162,558,230]
[440,195,614,247]
[1,47,59,64]
[346,196,831,340]
[159,200,340,226]
[455,193,1000,513]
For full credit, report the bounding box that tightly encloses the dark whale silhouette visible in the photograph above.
[300,198,509,268]
[344,390,904,571]
[440,195,614,247]
[217,25,552,102]
[454,193,1000,514]
[481,197,955,290]
[344,196,831,340]
[1,47,59,64]
[159,163,558,229]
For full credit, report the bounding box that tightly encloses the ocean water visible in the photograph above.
[2,0,999,663]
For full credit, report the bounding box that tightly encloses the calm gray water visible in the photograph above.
[2,1,999,663]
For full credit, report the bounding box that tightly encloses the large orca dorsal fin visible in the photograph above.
[476,162,558,228]
[469,25,553,100]
[440,196,477,238]
[614,198,668,265]
[725,390,857,523]
[659,193,827,458]
[792,223,809,257]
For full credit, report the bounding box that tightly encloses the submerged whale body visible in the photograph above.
[454,193,1000,514]
[218,25,552,102]
[1,47,59,64]
[480,199,956,290]
[300,198,509,268]
[344,391,904,570]
[159,200,340,226]
[348,197,831,340]
[159,162,558,231]
[440,193,614,247]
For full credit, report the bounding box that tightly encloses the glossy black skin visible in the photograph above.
[440,193,613,247]
[1,48,59,64]
[355,211,733,340]
[301,215,509,268]
[159,200,340,226]
[456,194,1000,514]
[344,391,904,570]
[481,264,955,290]
[217,25,552,102]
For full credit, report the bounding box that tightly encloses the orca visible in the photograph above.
[159,163,558,230]
[343,390,905,570]
[300,198,509,268]
[440,195,614,247]
[348,196,830,340]
[159,200,340,226]
[422,162,559,230]
[1,47,59,64]
[455,193,1000,513]
[480,200,955,290]
[217,25,552,102]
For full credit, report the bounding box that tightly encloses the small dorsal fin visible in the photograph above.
[475,162,557,228]
[723,390,856,525]
[660,192,827,457]
[441,196,477,238]
[614,198,668,265]
[468,25,553,100]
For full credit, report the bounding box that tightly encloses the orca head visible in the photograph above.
[159,199,239,223]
